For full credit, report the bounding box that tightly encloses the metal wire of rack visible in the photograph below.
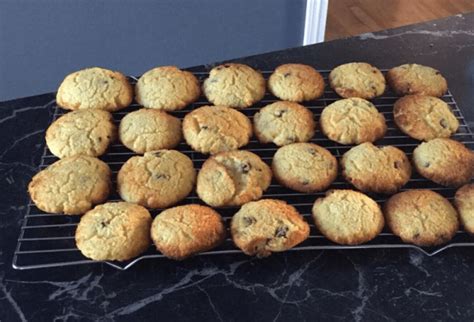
[12,69,474,271]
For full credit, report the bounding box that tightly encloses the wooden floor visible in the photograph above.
[325,0,474,40]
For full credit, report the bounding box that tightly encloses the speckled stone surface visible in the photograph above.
[1,14,474,322]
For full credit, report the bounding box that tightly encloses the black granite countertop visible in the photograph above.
[1,13,474,322]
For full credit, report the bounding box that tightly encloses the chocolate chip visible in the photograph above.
[286,136,296,143]
[440,119,448,129]
[372,70,377,74]
[243,216,256,227]
[241,163,251,173]
[274,109,286,117]
[284,72,291,78]
[98,137,102,142]
[216,67,223,71]
[302,180,310,185]
[209,79,218,83]
[423,162,430,168]
[224,64,231,68]
[435,71,441,75]
[155,173,170,180]
[106,135,111,139]
[154,151,164,157]
[275,226,289,238]
[201,125,209,130]
[100,222,107,228]
[413,233,420,239]
[102,80,108,85]
[307,148,317,156]
[394,161,401,169]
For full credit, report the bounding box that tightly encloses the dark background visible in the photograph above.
[0,0,306,101]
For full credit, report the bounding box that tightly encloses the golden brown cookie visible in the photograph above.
[151,205,226,260]
[385,190,459,246]
[387,64,448,97]
[182,105,252,154]
[272,143,337,193]
[75,202,152,261]
[46,109,116,158]
[268,64,324,102]
[135,66,200,111]
[253,101,315,146]
[412,138,474,187]
[341,142,412,194]
[312,190,384,245]
[231,199,310,257]
[329,62,386,99]
[119,108,182,154]
[202,63,265,108]
[28,156,111,215]
[320,98,386,145]
[394,95,459,141]
[455,184,474,234]
[196,150,272,207]
[117,150,196,208]
[56,67,133,111]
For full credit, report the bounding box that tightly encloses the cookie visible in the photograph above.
[56,67,133,111]
[46,110,116,158]
[329,62,386,99]
[182,105,252,154]
[202,63,265,108]
[119,108,182,154]
[253,101,315,146]
[196,150,272,207]
[320,98,386,145]
[117,150,196,208]
[75,202,152,261]
[135,66,200,111]
[455,184,474,234]
[341,142,412,194]
[413,138,474,187]
[387,64,448,97]
[268,64,324,102]
[231,199,310,257]
[28,156,111,215]
[385,190,459,246]
[393,95,459,141]
[312,190,384,245]
[151,205,226,260]
[272,143,337,192]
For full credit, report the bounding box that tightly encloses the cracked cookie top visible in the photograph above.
[253,101,316,146]
[413,138,474,187]
[196,150,272,207]
[341,142,412,194]
[117,150,196,209]
[182,105,252,155]
[387,63,448,97]
[268,63,324,102]
[28,155,112,215]
[75,202,152,261]
[272,143,337,193]
[56,67,133,111]
[151,205,226,260]
[312,189,384,245]
[385,190,459,246]
[231,199,310,257]
[119,108,182,154]
[394,95,459,141]
[46,109,116,158]
[202,63,265,109]
[320,98,386,145]
[329,62,386,99]
[135,66,201,111]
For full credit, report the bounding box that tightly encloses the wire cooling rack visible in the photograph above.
[13,69,474,270]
